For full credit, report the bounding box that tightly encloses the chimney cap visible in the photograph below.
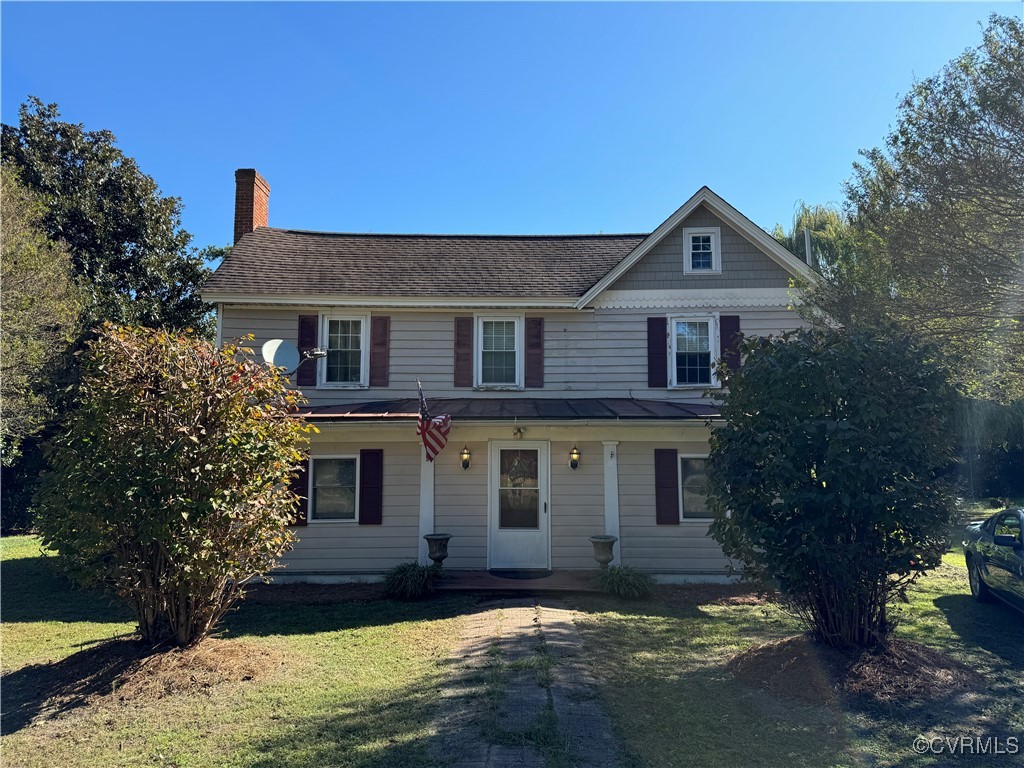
[235,168,270,190]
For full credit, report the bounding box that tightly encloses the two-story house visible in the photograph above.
[203,169,813,581]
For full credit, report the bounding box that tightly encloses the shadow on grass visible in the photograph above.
[240,669,454,768]
[0,638,146,736]
[934,593,1024,665]
[221,591,481,640]
[569,586,1024,768]
[0,553,129,625]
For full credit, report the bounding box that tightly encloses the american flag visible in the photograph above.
[416,380,451,462]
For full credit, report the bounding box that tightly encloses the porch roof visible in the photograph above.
[296,398,720,422]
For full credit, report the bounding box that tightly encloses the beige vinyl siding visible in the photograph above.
[611,204,792,290]
[280,439,420,572]
[434,440,488,569]
[221,306,802,404]
[617,440,729,573]
[550,441,606,569]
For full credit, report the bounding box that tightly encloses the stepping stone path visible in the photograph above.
[430,597,623,768]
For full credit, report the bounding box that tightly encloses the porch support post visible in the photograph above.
[602,440,621,566]
[418,451,435,565]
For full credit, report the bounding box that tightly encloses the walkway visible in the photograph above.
[430,597,623,768]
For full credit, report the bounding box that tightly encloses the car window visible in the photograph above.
[994,513,1022,542]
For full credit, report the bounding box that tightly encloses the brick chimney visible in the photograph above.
[234,169,270,244]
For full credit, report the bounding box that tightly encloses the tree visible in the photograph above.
[1,97,214,334]
[35,325,310,647]
[832,15,1024,402]
[708,327,958,649]
[0,167,82,467]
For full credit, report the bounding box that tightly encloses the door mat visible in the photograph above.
[488,570,554,580]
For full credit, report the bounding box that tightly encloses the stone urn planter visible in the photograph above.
[423,533,453,566]
[589,535,618,569]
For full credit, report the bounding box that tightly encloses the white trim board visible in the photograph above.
[593,287,796,309]
[576,187,816,309]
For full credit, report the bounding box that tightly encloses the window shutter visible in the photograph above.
[654,449,680,525]
[454,317,473,388]
[369,316,391,387]
[647,317,668,388]
[359,449,384,525]
[525,317,544,388]
[296,315,319,387]
[719,315,742,373]
[289,459,309,526]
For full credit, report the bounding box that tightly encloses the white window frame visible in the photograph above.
[308,455,360,524]
[682,226,722,275]
[668,314,721,389]
[678,454,713,523]
[318,313,370,389]
[474,315,524,390]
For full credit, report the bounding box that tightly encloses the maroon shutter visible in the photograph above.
[525,317,544,388]
[647,317,668,388]
[454,316,473,388]
[719,315,742,374]
[296,315,319,387]
[358,449,384,525]
[369,316,391,387]
[654,449,680,525]
[289,458,309,526]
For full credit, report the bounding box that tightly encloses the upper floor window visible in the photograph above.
[320,315,369,387]
[669,315,720,388]
[682,227,721,274]
[476,316,523,388]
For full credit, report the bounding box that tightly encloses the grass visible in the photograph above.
[571,552,1024,768]
[1,535,473,768]
[3,535,1022,767]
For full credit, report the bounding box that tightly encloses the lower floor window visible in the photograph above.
[680,457,713,519]
[312,457,358,521]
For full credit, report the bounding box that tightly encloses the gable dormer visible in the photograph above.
[576,187,814,308]
[610,203,791,290]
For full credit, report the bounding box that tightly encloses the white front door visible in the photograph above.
[488,441,550,570]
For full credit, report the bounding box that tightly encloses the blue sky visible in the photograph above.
[2,2,1018,250]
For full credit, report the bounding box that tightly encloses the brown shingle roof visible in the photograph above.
[203,228,648,298]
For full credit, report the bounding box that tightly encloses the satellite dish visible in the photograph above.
[261,339,301,373]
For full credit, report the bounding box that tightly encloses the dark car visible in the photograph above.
[963,508,1024,614]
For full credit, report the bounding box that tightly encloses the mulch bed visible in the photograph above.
[111,638,288,701]
[727,634,982,708]
[657,582,770,608]
[2,637,287,735]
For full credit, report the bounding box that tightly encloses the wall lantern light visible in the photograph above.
[569,445,581,470]
[460,446,472,470]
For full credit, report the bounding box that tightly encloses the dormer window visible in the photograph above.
[682,227,721,274]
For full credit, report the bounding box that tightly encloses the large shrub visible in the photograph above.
[36,324,310,647]
[708,326,958,649]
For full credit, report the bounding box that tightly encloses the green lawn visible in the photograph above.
[1,536,472,768]
[572,551,1024,768]
[2,536,1021,767]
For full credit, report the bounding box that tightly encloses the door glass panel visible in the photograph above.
[499,449,539,529]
